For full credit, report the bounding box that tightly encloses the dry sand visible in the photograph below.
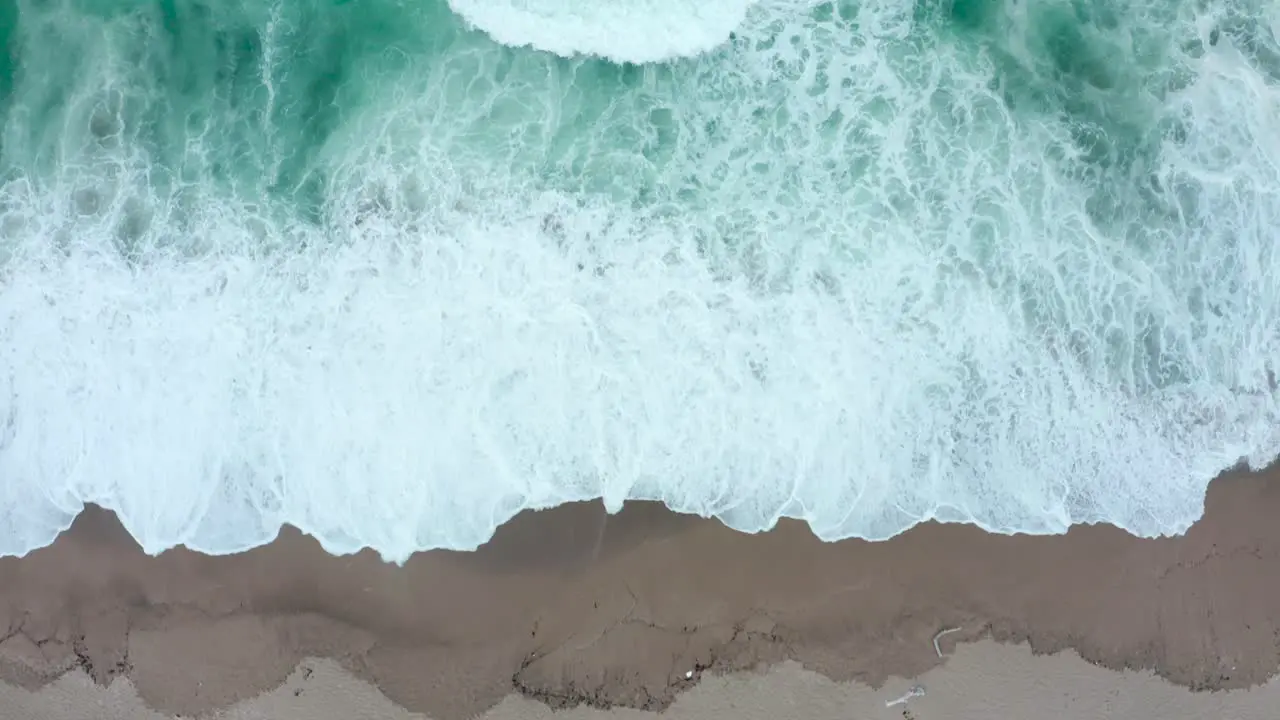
[1,465,1279,719]
[6,642,1280,720]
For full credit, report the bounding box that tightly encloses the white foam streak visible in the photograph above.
[447,0,753,62]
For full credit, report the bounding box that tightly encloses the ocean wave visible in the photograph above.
[0,0,1277,562]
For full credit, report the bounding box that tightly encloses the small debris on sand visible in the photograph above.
[885,684,926,707]
[933,627,963,657]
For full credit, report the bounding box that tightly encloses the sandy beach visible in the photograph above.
[7,643,1280,720]
[2,465,1280,719]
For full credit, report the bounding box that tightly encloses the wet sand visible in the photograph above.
[1,465,1279,719]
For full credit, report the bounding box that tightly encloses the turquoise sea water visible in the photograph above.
[0,0,1277,560]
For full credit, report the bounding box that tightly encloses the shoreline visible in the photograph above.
[1,465,1279,719]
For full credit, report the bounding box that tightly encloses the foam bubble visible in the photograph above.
[446,0,753,62]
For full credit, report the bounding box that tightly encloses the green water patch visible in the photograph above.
[0,0,15,121]
[0,0,700,241]
[916,0,1193,232]
[0,0,1245,277]
[904,0,1236,394]
[0,0,461,223]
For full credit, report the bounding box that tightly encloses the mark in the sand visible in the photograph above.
[885,684,925,707]
[932,626,963,657]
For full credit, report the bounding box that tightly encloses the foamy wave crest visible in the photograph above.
[1,0,1279,562]
[446,0,752,62]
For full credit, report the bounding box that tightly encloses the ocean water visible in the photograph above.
[0,0,1278,562]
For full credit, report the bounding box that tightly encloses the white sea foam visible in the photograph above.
[446,0,753,62]
[0,0,1278,562]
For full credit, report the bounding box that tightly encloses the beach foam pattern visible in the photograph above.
[0,0,1278,561]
